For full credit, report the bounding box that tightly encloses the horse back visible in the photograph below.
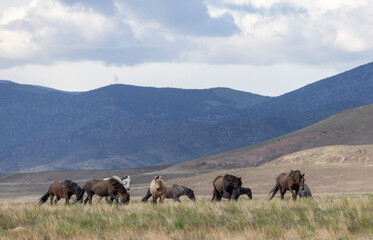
[84,180,109,195]
[276,173,289,187]
[48,180,65,197]
[213,176,224,192]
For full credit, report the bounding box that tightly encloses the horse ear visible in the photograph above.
[303,173,305,177]
[159,176,162,179]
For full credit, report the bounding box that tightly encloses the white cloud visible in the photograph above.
[0,60,345,96]
[0,0,372,94]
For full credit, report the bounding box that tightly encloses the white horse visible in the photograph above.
[97,175,131,203]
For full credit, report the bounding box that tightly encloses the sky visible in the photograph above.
[0,0,372,96]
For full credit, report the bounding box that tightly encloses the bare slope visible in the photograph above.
[2,145,373,201]
[166,104,373,172]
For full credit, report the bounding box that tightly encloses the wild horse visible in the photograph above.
[211,174,242,201]
[141,184,196,203]
[269,170,305,201]
[39,180,83,205]
[77,178,130,205]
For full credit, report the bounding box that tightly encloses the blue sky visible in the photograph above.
[0,0,372,96]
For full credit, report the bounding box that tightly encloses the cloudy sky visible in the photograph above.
[0,0,372,96]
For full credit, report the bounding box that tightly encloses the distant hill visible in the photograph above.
[0,82,270,173]
[167,104,373,172]
[265,145,373,166]
[1,62,373,174]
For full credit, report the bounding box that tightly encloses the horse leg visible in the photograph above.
[152,196,157,204]
[280,187,286,200]
[54,196,60,204]
[211,189,216,202]
[110,193,117,204]
[84,195,89,205]
[173,196,181,203]
[223,188,230,199]
[65,194,72,205]
[89,193,95,205]
[292,189,298,201]
[104,196,111,204]
[160,194,165,203]
[216,191,222,201]
[49,194,54,205]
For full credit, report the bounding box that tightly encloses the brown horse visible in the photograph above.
[39,180,83,205]
[149,176,167,204]
[77,178,130,205]
[268,170,305,201]
[211,174,242,201]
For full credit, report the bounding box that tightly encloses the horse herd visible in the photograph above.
[39,170,312,205]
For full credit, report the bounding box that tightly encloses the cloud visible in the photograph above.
[0,0,372,69]
[116,0,239,37]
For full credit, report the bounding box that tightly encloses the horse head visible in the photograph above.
[121,191,130,204]
[246,188,253,200]
[154,176,163,191]
[185,188,196,201]
[121,176,131,191]
[290,170,305,190]
[300,173,305,190]
[232,176,243,200]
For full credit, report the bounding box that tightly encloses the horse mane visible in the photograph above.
[108,178,127,194]
[289,170,302,182]
[64,180,77,191]
[224,174,242,184]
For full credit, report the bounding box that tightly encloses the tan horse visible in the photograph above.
[39,180,83,205]
[149,176,167,204]
[269,170,305,201]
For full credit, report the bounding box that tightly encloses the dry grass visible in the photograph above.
[1,195,373,239]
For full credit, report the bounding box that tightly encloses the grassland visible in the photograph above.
[1,195,373,240]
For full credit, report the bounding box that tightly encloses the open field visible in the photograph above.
[2,145,373,202]
[1,195,373,240]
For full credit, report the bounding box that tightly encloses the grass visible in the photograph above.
[1,195,373,239]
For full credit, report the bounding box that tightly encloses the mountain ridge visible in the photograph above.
[1,62,373,173]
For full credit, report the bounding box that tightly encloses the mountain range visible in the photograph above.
[1,62,373,173]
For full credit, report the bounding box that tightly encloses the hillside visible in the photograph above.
[266,145,373,166]
[2,145,373,201]
[167,104,373,172]
[1,62,373,173]
[0,82,269,173]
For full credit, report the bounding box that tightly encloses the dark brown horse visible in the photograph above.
[39,180,83,205]
[76,178,130,205]
[269,170,305,201]
[211,174,242,201]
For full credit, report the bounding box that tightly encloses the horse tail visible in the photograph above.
[39,191,50,204]
[268,185,279,201]
[141,188,152,203]
[73,187,85,204]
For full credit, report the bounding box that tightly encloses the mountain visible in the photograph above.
[1,62,373,174]
[167,103,373,172]
[0,81,270,173]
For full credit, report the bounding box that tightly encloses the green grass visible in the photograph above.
[1,195,373,239]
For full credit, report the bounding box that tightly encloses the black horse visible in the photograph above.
[233,187,252,200]
[211,174,242,201]
[141,184,196,202]
[297,184,312,198]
